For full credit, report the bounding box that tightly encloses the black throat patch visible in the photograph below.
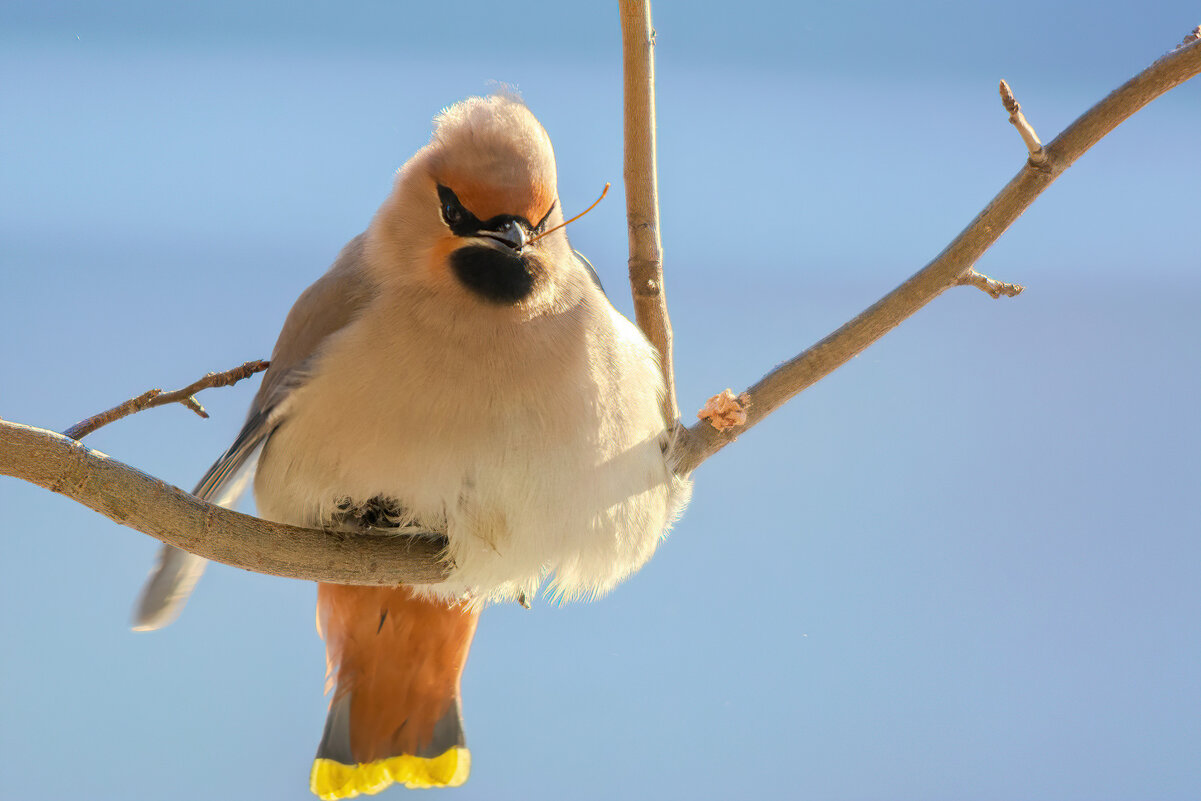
[450,245,536,305]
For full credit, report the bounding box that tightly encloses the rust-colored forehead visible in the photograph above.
[433,166,555,225]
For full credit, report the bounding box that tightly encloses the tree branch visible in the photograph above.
[63,360,270,440]
[0,18,1195,588]
[673,33,1201,476]
[621,0,679,425]
[0,418,450,585]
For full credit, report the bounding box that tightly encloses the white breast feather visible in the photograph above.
[254,279,691,606]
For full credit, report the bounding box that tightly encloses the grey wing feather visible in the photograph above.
[573,249,605,295]
[131,410,274,631]
[131,234,378,631]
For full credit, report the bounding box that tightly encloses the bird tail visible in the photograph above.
[311,584,479,800]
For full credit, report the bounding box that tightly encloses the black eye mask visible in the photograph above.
[436,184,554,239]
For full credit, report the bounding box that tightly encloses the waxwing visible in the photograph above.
[133,93,691,799]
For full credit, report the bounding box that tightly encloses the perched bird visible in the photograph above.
[132,93,691,799]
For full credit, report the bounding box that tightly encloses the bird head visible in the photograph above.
[366,94,582,318]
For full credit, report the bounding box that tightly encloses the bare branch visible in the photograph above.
[0,418,449,585]
[957,269,1026,298]
[2,21,1196,593]
[999,79,1048,166]
[63,388,167,440]
[63,360,270,440]
[621,0,679,425]
[673,33,1201,476]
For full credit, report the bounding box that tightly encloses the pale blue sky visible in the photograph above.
[2,2,1198,800]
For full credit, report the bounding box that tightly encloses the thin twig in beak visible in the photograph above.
[527,182,611,246]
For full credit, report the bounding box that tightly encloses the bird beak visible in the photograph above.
[484,220,528,252]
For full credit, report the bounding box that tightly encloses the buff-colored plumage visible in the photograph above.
[133,94,691,798]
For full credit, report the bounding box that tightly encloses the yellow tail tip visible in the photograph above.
[310,748,470,799]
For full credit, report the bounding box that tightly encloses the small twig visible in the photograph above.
[1177,25,1201,49]
[956,269,1025,298]
[527,182,609,246]
[63,388,166,441]
[63,360,270,441]
[181,396,207,416]
[999,79,1048,166]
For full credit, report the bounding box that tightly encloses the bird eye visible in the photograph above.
[436,184,479,234]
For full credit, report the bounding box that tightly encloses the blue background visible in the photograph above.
[2,2,1198,799]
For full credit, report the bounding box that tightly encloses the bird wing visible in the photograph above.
[572,248,605,294]
[132,234,378,631]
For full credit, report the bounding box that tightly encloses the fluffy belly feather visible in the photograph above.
[253,316,689,605]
